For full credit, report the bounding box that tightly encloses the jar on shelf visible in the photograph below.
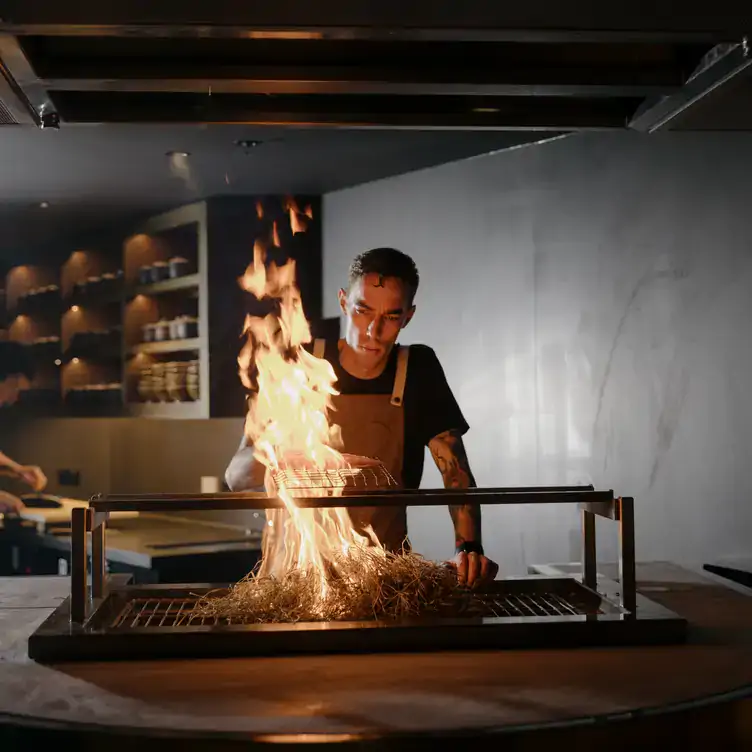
[142,323,156,343]
[150,261,170,283]
[138,265,153,285]
[168,256,192,278]
[153,319,170,342]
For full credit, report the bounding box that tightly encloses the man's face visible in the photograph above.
[338,273,415,369]
[0,375,29,407]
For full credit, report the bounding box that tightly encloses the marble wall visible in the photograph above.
[322,131,752,573]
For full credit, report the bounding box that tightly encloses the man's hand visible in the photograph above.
[0,491,25,516]
[453,550,499,588]
[17,465,47,492]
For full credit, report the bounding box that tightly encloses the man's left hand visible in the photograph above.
[453,551,499,588]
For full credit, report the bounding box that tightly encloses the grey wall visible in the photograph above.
[323,131,752,573]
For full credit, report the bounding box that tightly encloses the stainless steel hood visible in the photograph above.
[0,3,749,131]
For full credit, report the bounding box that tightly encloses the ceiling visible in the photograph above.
[0,125,545,258]
[0,4,751,257]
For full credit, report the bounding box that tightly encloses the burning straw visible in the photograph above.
[193,550,459,623]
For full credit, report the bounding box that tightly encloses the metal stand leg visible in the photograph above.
[582,508,597,590]
[70,507,92,623]
[618,497,637,613]
[91,514,107,599]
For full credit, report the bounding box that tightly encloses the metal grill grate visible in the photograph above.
[110,590,602,629]
[271,461,397,493]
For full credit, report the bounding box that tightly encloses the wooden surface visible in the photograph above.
[0,563,751,746]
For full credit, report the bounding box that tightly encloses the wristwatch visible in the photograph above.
[455,541,484,556]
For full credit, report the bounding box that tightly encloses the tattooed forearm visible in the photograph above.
[428,430,482,548]
[428,429,476,489]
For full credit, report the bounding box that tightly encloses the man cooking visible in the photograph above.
[0,341,48,514]
[226,247,498,587]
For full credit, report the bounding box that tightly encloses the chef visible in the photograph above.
[0,341,48,514]
[226,247,498,587]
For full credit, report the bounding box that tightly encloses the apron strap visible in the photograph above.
[312,338,326,359]
[391,346,410,406]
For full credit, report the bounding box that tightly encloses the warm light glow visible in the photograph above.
[71,357,80,364]
[54,359,62,366]
[70,305,80,313]
[239,233,384,603]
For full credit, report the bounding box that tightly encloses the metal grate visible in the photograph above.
[110,590,602,629]
[270,460,397,493]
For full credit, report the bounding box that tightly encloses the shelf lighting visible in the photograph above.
[71,357,80,364]
[70,305,80,313]
[54,359,62,366]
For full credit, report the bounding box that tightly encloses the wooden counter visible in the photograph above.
[0,563,751,750]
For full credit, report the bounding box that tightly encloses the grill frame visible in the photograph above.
[25,483,688,662]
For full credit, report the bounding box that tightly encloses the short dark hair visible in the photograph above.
[348,247,420,302]
[0,341,34,382]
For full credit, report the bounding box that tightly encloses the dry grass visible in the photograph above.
[192,549,459,623]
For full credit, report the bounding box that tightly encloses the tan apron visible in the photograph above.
[313,338,411,552]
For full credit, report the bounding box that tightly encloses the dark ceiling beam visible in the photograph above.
[39,60,685,98]
[43,77,677,98]
[0,33,57,126]
[50,92,639,130]
[0,2,748,42]
[629,38,752,132]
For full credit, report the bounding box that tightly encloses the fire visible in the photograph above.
[238,235,380,603]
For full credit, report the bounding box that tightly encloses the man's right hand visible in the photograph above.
[0,491,25,516]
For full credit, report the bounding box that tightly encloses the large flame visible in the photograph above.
[238,233,380,603]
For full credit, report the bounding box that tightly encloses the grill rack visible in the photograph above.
[113,587,603,630]
[270,462,398,493]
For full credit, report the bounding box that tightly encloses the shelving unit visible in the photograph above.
[59,249,124,414]
[5,194,323,419]
[123,201,208,419]
[5,265,62,409]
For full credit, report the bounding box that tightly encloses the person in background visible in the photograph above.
[0,341,47,514]
[226,247,498,587]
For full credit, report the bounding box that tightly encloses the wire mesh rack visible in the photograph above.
[109,586,604,630]
[270,459,397,494]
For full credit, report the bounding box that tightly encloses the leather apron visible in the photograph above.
[314,338,411,553]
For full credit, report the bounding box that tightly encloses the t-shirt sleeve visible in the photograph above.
[408,345,469,445]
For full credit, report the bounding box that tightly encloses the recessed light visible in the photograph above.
[472,107,500,114]
[71,357,80,364]
[39,201,50,209]
[54,359,62,366]
[166,150,190,158]
[70,305,80,312]
[235,139,263,149]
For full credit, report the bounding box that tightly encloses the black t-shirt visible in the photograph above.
[316,340,469,489]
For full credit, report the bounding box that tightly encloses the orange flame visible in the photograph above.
[272,220,280,248]
[238,237,381,598]
[256,200,264,219]
[285,196,308,235]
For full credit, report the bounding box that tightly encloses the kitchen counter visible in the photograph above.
[0,563,751,750]
[1,514,262,582]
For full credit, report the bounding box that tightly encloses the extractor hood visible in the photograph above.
[0,3,749,131]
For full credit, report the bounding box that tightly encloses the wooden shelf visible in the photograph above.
[127,401,206,419]
[130,274,199,297]
[129,338,201,355]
